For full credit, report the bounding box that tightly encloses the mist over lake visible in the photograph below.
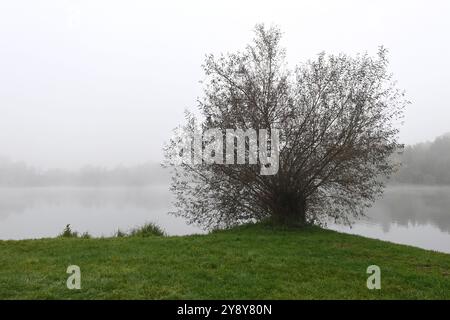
[329,185,450,253]
[0,185,202,240]
[0,184,449,253]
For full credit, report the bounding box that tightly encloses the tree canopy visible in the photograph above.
[164,24,407,229]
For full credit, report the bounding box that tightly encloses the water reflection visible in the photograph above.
[329,185,450,253]
[368,185,450,233]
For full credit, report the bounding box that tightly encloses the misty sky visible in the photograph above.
[1,0,449,169]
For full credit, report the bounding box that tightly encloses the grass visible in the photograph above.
[1,223,450,299]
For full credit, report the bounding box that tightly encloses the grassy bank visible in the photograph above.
[1,223,450,299]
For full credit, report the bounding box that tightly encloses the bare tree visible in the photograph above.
[164,24,407,229]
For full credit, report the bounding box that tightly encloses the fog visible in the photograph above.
[2,1,450,254]
[1,0,450,169]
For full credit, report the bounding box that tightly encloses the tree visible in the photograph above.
[392,133,450,185]
[164,24,407,229]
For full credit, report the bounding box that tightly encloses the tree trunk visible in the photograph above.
[272,192,307,226]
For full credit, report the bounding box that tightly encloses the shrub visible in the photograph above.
[115,229,127,238]
[80,232,91,239]
[128,222,166,237]
[58,224,91,238]
[58,224,79,238]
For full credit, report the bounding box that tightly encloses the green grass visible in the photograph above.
[1,223,450,299]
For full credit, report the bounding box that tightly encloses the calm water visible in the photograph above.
[329,185,450,253]
[1,185,450,253]
[0,186,203,239]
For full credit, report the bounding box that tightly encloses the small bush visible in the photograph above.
[58,224,79,238]
[128,222,166,237]
[80,232,92,239]
[58,224,91,238]
[115,229,127,238]
[58,223,165,239]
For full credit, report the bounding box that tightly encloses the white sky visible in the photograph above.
[0,0,449,169]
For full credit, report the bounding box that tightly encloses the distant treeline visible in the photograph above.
[0,159,170,187]
[2,133,450,187]
[392,133,450,185]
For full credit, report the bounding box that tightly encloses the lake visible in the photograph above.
[1,185,450,253]
[329,185,450,253]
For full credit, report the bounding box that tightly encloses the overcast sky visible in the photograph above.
[1,0,449,169]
